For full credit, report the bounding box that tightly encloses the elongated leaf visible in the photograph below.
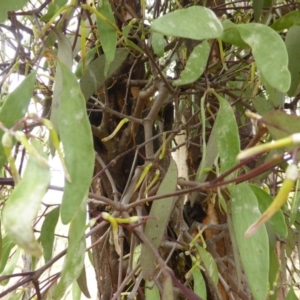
[250,184,287,239]
[221,22,290,92]
[271,10,300,31]
[53,200,86,299]
[0,0,28,22]
[214,94,240,176]
[237,24,290,93]
[151,6,223,40]
[231,183,269,300]
[0,247,20,286]
[96,0,117,75]
[0,71,36,169]
[40,207,60,262]
[195,245,218,286]
[58,62,94,224]
[51,31,73,135]
[76,265,91,299]
[145,280,160,300]
[80,48,128,100]
[162,274,174,300]
[285,26,300,96]
[40,0,67,21]
[2,141,50,257]
[286,286,298,300]
[152,32,165,57]
[141,158,178,279]
[221,20,247,47]
[253,0,264,22]
[192,268,206,299]
[173,41,210,86]
[0,235,15,274]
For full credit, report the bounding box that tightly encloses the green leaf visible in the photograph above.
[0,71,36,170]
[253,0,264,22]
[237,23,290,93]
[145,280,160,300]
[40,207,60,263]
[53,200,86,299]
[192,267,206,299]
[2,141,50,257]
[80,48,129,100]
[214,94,240,176]
[40,0,67,21]
[141,158,178,279]
[271,10,300,31]
[75,47,97,78]
[96,0,117,75]
[286,286,298,300]
[152,32,165,57]
[0,247,20,286]
[231,183,269,300]
[221,20,248,47]
[285,26,300,96]
[50,31,73,135]
[195,245,218,286]
[72,280,82,300]
[162,274,174,300]
[58,62,94,224]
[150,6,223,40]
[0,235,15,274]
[76,265,91,299]
[173,41,210,86]
[249,184,288,238]
[0,0,28,22]
[252,96,274,115]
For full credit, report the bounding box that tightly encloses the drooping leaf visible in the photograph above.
[173,41,210,86]
[40,207,60,263]
[195,245,218,286]
[145,280,160,300]
[249,184,288,239]
[0,71,36,170]
[286,285,298,300]
[192,267,206,299]
[96,0,117,75]
[150,6,223,40]
[237,24,290,93]
[214,94,240,177]
[0,247,20,286]
[285,26,300,96]
[253,0,264,22]
[231,183,269,300]
[76,265,91,299]
[57,62,94,224]
[2,141,50,257]
[72,280,82,300]
[271,10,300,31]
[75,47,97,78]
[141,158,178,279]
[80,48,128,100]
[53,200,86,299]
[221,22,290,92]
[152,32,165,57]
[221,20,247,47]
[251,96,274,115]
[40,0,67,21]
[0,0,28,22]
[162,274,174,300]
[0,235,15,274]
[50,31,73,135]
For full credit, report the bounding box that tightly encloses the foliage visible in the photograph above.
[0,0,300,299]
